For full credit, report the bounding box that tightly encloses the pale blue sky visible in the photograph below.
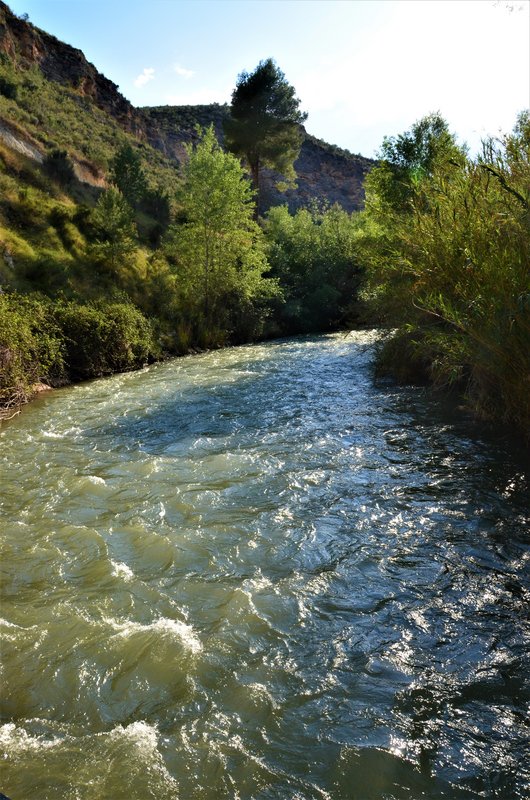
[6,0,530,156]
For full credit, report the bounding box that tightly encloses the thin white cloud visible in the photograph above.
[134,67,155,88]
[173,63,195,80]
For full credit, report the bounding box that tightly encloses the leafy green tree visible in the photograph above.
[89,187,138,276]
[359,113,466,325]
[164,126,278,344]
[366,112,464,215]
[224,58,307,215]
[109,143,147,207]
[264,202,362,333]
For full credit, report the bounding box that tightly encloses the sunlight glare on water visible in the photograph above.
[1,332,529,799]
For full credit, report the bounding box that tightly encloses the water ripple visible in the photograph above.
[1,332,529,799]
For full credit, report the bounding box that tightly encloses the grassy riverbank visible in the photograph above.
[0,292,159,419]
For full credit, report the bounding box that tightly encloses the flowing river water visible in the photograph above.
[1,332,529,800]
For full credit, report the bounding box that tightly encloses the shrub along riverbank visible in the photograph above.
[0,125,362,419]
[357,112,530,439]
[0,293,158,418]
[1,106,528,438]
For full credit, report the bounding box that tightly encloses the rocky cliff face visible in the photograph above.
[0,2,147,136]
[262,135,371,213]
[0,1,373,211]
[143,106,374,213]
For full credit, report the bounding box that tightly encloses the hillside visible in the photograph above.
[143,104,373,212]
[0,2,373,212]
[0,1,369,417]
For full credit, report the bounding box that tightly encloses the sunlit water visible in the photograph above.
[1,332,529,800]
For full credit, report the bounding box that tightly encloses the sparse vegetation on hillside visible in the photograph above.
[304,133,364,162]
[143,103,229,144]
[0,52,179,189]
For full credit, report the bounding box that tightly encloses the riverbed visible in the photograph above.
[1,332,529,799]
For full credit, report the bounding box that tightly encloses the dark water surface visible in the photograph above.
[1,332,529,799]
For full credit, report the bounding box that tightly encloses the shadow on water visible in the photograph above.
[330,745,479,799]
[2,333,529,799]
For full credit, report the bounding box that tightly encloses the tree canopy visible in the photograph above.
[366,112,465,214]
[164,126,279,343]
[224,58,307,214]
[109,143,148,207]
[89,187,138,279]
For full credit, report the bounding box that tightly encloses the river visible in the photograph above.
[1,332,529,799]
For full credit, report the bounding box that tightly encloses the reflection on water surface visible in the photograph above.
[1,332,529,799]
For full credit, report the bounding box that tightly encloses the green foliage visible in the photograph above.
[143,103,229,145]
[109,143,148,207]
[43,148,76,186]
[379,113,461,173]
[264,202,362,333]
[0,57,180,194]
[0,292,64,414]
[0,291,157,411]
[164,126,280,345]
[359,112,530,436]
[224,59,307,210]
[139,187,172,246]
[54,299,157,379]
[365,113,465,215]
[89,187,138,279]
[0,75,18,100]
[48,206,85,257]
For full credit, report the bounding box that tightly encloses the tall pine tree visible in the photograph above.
[224,59,307,216]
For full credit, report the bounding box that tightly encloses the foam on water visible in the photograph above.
[0,722,65,753]
[110,560,134,581]
[1,332,529,799]
[104,616,203,655]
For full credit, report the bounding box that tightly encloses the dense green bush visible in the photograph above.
[0,292,158,414]
[54,300,158,379]
[0,292,64,415]
[43,148,76,185]
[358,112,530,436]
[0,75,17,99]
[264,202,362,333]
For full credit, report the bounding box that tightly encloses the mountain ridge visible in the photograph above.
[0,1,373,211]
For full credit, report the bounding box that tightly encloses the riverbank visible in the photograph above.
[0,291,160,422]
[3,308,529,446]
